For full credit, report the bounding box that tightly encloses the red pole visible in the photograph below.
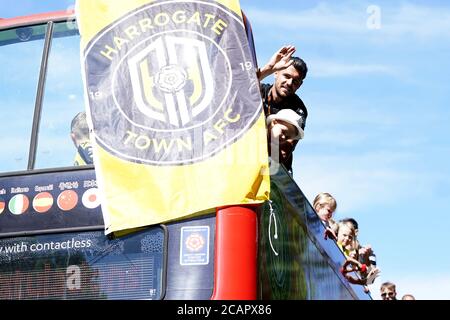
[211,205,258,300]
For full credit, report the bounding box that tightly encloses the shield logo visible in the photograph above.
[85,0,260,165]
[128,36,214,127]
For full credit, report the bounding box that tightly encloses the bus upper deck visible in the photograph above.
[0,9,371,300]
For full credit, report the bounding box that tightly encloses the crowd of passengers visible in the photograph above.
[314,192,379,293]
[256,45,379,291]
[260,46,416,300]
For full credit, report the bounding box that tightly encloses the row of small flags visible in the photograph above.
[0,188,100,215]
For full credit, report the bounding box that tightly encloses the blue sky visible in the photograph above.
[2,0,450,299]
[240,0,450,299]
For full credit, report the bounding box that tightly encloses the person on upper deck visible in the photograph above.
[71,111,94,166]
[257,45,308,173]
[266,108,304,168]
[313,192,337,229]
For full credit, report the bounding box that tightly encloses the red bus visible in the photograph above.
[0,8,371,300]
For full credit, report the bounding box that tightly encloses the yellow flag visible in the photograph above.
[76,0,270,234]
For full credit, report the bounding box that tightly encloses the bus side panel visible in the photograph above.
[164,214,215,300]
[258,167,371,300]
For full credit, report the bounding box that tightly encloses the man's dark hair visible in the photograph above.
[71,111,89,140]
[291,56,308,80]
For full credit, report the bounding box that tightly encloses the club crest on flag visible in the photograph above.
[83,0,261,165]
[127,35,216,128]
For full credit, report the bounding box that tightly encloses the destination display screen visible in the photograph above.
[0,227,165,300]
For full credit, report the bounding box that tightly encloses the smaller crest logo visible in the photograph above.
[185,232,205,252]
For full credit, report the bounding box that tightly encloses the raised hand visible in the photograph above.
[269,45,296,72]
[258,45,296,80]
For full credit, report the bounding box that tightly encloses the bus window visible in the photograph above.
[35,22,85,169]
[0,25,47,173]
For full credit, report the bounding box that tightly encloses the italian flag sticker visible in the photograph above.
[8,194,29,215]
[33,192,54,213]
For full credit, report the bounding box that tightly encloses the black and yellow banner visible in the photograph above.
[77,0,269,234]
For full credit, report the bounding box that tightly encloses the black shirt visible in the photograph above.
[260,83,308,130]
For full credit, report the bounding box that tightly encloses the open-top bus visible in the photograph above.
[0,8,371,300]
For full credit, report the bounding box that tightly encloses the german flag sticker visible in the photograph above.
[33,192,54,213]
[8,194,29,215]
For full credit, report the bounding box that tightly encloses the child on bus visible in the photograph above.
[335,218,380,287]
[313,192,337,229]
[335,220,357,257]
[334,220,366,285]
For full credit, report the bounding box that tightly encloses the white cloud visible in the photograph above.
[245,2,450,41]
[245,3,365,34]
[309,59,400,78]
[383,3,450,40]
[293,151,436,214]
[302,131,369,147]
[300,97,400,136]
